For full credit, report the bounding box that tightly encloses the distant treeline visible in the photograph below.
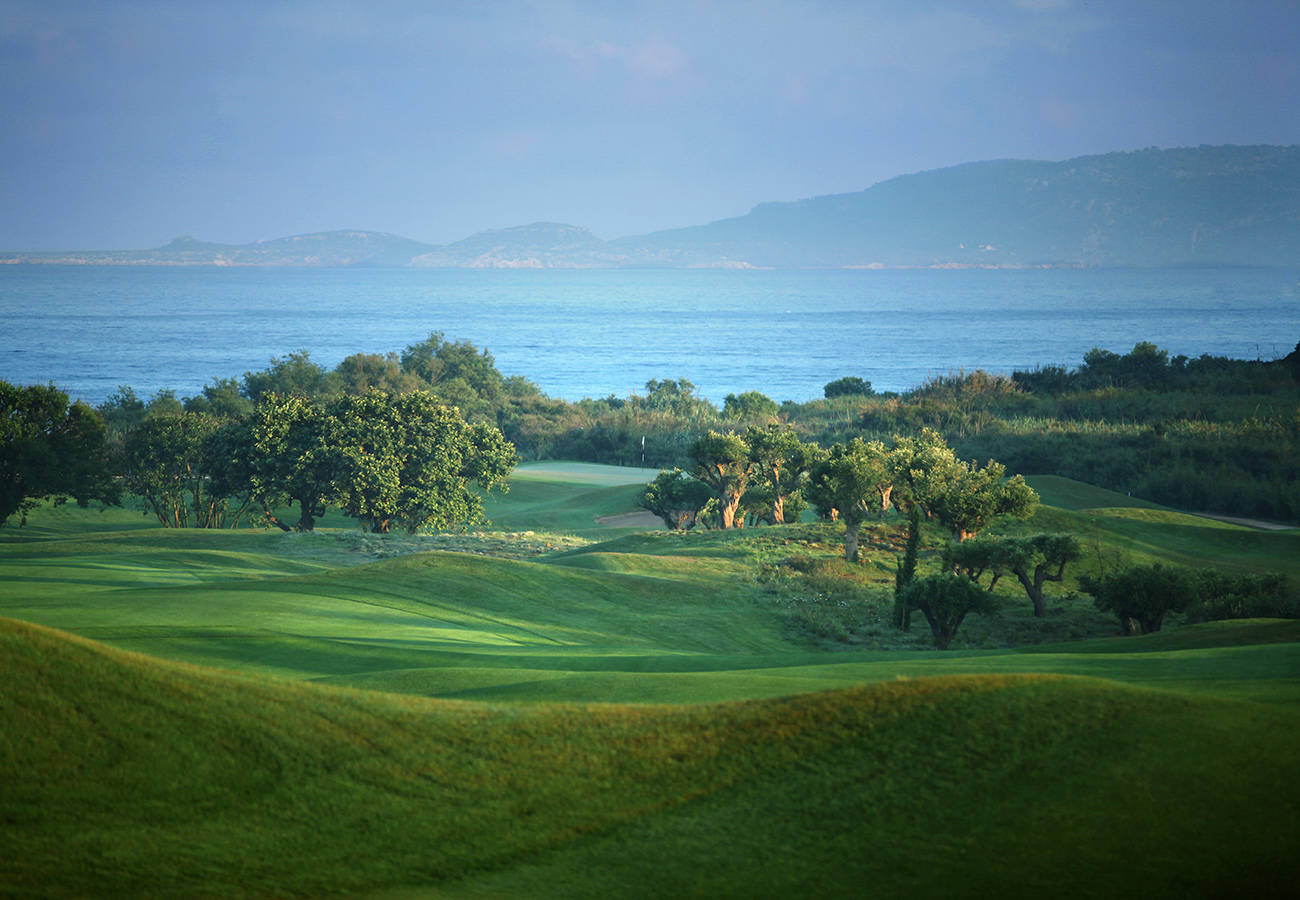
[97,336,1300,525]
[7,334,1298,526]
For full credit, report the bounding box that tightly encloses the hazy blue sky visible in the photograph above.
[2,0,1297,250]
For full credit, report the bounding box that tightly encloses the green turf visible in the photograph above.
[481,479,649,533]
[3,465,1299,894]
[2,470,1297,705]
[508,460,665,485]
[1025,474,1170,511]
[3,618,1296,897]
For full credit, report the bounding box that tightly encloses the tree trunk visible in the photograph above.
[295,498,317,532]
[844,519,861,562]
[1029,584,1046,617]
[768,463,786,525]
[1017,562,1064,618]
[719,491,742,529]
[1140,611,1166,634]
[263,509,291,532]
[228,497,254,529]
[1015,570,1047,618]
[921,607,964,650]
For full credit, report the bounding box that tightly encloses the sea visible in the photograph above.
[3,265,1298,407]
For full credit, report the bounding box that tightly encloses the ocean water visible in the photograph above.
[3,265,1298,406]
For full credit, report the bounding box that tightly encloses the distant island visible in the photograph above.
[4,145,1297,269]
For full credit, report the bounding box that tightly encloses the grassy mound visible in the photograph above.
[3,617,1297,898]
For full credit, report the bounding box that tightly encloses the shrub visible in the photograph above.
[897,573,995,649]
[1188,570,1294,622]
[1080,563,1197,634]
[824,376,873,399]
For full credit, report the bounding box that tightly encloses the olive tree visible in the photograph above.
[1001,534,1081,617]
[746,425,819,525]
[897,573,996,650]
[806,438,892,562]
[688,431,754,529]
[949,533,1082,617]
[887,428,962,521]
[640,468,712,530]
[1080,563,1196,634]
[925,459,1038,542]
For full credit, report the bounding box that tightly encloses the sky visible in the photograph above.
[1,0,1297,250]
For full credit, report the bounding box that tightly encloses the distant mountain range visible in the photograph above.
[5,145,1297,268]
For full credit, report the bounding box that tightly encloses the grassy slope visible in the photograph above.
[4,523,1296,707]
[3,617,1297,898]
[1025,473,1170,511]
[3,466,1300,894]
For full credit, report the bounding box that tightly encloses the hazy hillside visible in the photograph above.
[5,146,1296,268]
[409,222,617,268]
[0,230,437,267]
[616,145,1300,267]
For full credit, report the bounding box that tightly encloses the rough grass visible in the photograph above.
[3,617,1297,898]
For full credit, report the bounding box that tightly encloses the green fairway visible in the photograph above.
[2,465,1299,895]
[508,460,666,485]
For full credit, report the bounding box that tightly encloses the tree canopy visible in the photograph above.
[640,469,712,530]
[1,381,118,527]
[120,412,228,528]
[824,376,872,398]
[242,351,331,403]
[1081,563,1196,635]
[806,437,891,561]
[897,573,996,650]
[723,391,779,422]
[688,431,755,529]
[329,391,516,533]
[926,460,1038,542]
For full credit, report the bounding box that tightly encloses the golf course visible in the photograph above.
[2,460,1298,896]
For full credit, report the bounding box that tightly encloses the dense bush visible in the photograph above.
[823,376,872,398]
[1188,570,1294,622]
[897,573,996,649]
[1080,563,1196,635]
[1083,563,1293,633]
